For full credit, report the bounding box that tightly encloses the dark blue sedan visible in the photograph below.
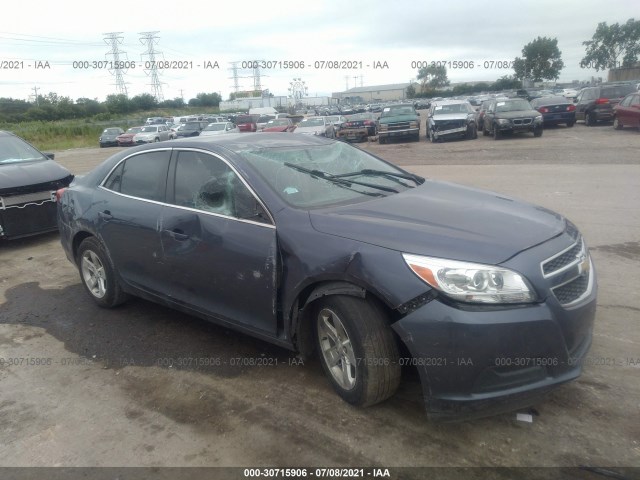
[57,133,597,420]
[530,96,577,127]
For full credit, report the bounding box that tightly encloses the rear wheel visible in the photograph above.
[585,111,596,126]
[314,295,400,407]
[77,237,128,308]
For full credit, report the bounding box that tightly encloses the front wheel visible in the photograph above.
[379,136,387,144]
[566,121,575,128]
[77,237,128,308]
[533,126,543,137]
[493,124,501,140]
[613,117,623,130]
[466,123,477,140]
[314,296,400,407]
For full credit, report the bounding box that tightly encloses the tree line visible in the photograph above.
[411,17,640,95]
[0,92,222,123]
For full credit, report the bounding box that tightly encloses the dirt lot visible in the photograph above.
[1,119,639,477]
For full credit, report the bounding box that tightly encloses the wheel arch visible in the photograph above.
[289,280,398,358]
[72,230,95,263]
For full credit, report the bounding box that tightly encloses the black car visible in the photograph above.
[483,98,544,139]
[99,127,125,148]
[337,113,378,142]
[530,96,576,127]
[57,134,596,420]
[1,131,73,239]
[574,83,637,126]
[176,121,208,137]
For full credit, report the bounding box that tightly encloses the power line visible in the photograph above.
[139,31,164,102]
[104,32,129,97]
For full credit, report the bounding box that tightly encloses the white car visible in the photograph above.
[199,122,240,136]
[294,116,332,136]
[324,115,347,138]
[132,125,171,144]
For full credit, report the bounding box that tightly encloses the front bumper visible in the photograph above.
[431,125,467,140]
[0,198,58,239]
[378,127,419,139]
[391,237,597,421]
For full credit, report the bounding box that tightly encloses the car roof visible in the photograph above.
[163,133,332,152]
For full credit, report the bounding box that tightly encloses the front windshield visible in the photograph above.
[140,126,158,132]
[127,127,143,134]
[103,128,121,134]
[433,103,471,114]
[0,135,47,164]
[241,141,419,208]
[381,105,415,117]
[299,118,325,127]
[495,100,533,112]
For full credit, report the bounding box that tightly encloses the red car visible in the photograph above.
[235,114,259,132]
[116,126,144,146]
[613,92,640,131]
[261,118,296,132]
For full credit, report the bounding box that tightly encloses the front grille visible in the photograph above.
[0,191,55,209]
[435,120,465,130]
[542,237,592,306]
[553,275,589,304]
[388,122,410,130]
[543,242,582,276]
[512,118,533,125]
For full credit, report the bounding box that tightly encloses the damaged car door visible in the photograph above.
[159,149,278,334]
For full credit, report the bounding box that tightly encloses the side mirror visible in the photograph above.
[45,153,55,160]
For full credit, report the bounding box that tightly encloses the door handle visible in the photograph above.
[98,210,113,220]
[166,229,190,241]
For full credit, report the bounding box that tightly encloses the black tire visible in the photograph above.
[379,136,387,144]
[533,126,543,137]
[493,124,501,140]
[154,137,160,142]
[585,111,595,126]
[483,123,489,136]
[466,123,477,140]
[313,295,400,407]
[566,121,575,128]
[613,117,623,130]
[77,237,128,308]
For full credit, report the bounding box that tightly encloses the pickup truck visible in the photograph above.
[377,104,420,144]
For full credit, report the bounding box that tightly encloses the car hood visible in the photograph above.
[379,114,418,124]
[117,133,136,138]
[495,109,540,119]
[200,130,226,136]
[309,180,565,265]
[0,159,72,193]
[262,126,290,132]
[295,125,325,134]
[432,113,470,121]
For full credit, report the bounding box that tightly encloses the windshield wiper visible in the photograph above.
[334,169,424,187]
[283,162,399,193]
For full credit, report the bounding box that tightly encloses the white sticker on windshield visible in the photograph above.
[497,102,506,106]
[383,108,390,112]
[435,106,443,110]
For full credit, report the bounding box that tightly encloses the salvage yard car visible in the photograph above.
[427,100,478,142]
[613,92,640,131]
[99,127,125,148]
[1,131,73,239]
[377,103,420,143]
[133,125,171,144]
[337,113,378,142]
[116,127,144,147]
[57,134,597,420]
[530,96,576,127]
[483,98,544,139]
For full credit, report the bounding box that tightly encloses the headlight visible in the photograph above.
[409,121,418,128]
[497,118,511,125]
[379,124,388,131]
[534,115,543,122]
[402,254,536,304]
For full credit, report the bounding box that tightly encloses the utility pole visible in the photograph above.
[228,62,241,94]
[139,31,164,103]
[103,32,129,96]
[31,86,40,106]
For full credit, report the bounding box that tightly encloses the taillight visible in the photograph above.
[595,98,609,105]
[538,107,549,113]
[567,105,576,112]
[364,121,373,126]
[55,188,66,202]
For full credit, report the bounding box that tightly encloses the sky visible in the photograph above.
[0,0,635,103]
